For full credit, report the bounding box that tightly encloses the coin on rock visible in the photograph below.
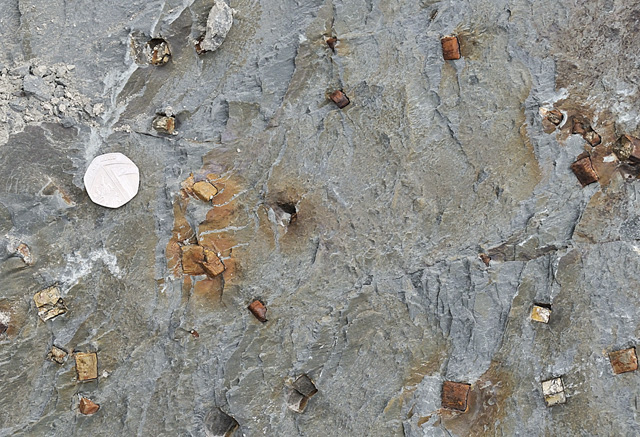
[84,153,140,208]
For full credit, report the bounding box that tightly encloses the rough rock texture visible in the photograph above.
[1,0,640,436]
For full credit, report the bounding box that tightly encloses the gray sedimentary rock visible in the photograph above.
[22,75,53,101]
[2,0,640,436]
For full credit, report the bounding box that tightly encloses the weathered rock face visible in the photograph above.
[1,0,640,435]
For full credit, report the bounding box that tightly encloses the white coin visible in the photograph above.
[83,153,140,208]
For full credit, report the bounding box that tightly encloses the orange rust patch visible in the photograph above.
[202,203,240,233]
[166,196,195,277]
[441,363,515,436]
[198,232,236,259]
[383,340,449,417]
[166,171,244,298]
[417,415,432,427]
[193,277,224,302]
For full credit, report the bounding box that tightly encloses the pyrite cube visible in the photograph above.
[75,352,98,381]
[292,374,318,398]
[542,377,566,406]
[571,156,599,187]
[441,381,470,411]
[609,348,638,375]
[441,35,461,60]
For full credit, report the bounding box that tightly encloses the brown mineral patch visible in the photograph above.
[166,196,195,277]
[417,415,432,427]
[384,340,448,416]
[405,352,447,389]
[589,142,618,186]
[0,301,26,337]
[208,175,241,206]
[202,202,240,231]
[455,28,484,61]
[217,255,237,282]
[441,363,515,436]
[167,170,245,298]
[41,180,75,205]
[573,186,626,243]
[609,348,638,375]
[198,232,236,259]
[193,277,224,302]
[182,275,193,297]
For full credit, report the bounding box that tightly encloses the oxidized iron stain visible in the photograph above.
[166,171,244,302]
[441,381,471,412]
[440,363,516,436]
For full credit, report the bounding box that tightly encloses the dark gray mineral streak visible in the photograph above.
[1,0,640,436]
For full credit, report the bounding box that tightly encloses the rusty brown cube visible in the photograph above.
[329,90,350,109]
[326,37,337,50]
[202,249,225,277]
[441,35,461,60]
[181,245,205,276]
[571,156,599,187]
[441,381,471,411]
[248,300,268,322]
[609,348,638,375]
[75,352,98,381]
[572,118,587,135]
[79,397,100,415]
[192,181,218,202]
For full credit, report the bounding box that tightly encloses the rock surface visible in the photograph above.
[1,0,640,435]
